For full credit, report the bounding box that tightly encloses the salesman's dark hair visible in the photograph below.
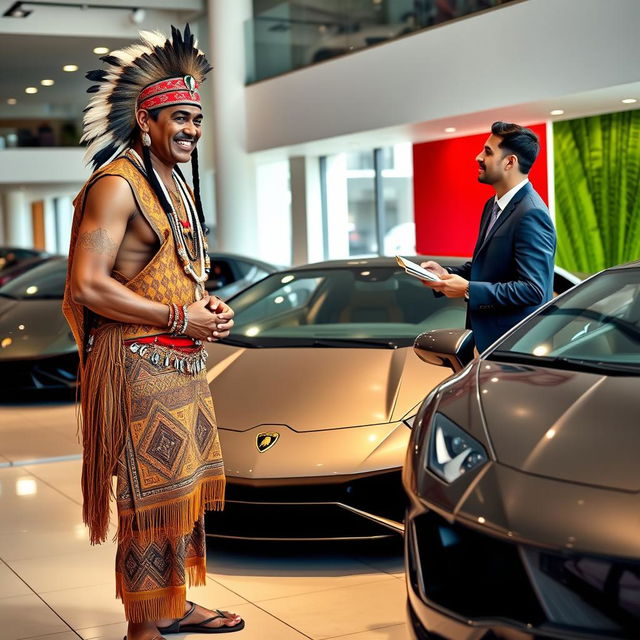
[491,121,539,174]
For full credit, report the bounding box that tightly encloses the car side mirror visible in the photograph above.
[413,329,474,373]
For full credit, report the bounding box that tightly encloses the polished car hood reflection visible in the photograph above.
[0,298,75,359]
[479,361,639,491]
[207,343,448,431]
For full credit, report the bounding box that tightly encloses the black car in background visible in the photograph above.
[0,247,48,271]
[0,255,56,287]
[0,253,276,392]
[404,261,640,640]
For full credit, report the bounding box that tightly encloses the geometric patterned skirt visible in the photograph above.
[114,351,225,623]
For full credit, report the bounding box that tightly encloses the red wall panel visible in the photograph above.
[413,124,548,257]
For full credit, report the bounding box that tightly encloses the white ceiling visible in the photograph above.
[0,34,136,114]
[0,0,206,117]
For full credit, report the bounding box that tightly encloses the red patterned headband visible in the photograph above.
[138,75,201,111]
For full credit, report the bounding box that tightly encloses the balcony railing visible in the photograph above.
[245,0,518,84]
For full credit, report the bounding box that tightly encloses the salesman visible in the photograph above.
[422,121,556,352]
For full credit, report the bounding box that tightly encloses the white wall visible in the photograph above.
[0,149,89,185]
[246,0,640,152]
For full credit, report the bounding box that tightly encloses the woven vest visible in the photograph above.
[63,152,203,357]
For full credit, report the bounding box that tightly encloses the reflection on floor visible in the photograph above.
[0,399,408,640]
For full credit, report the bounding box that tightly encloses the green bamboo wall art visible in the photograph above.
[553,109,640,274]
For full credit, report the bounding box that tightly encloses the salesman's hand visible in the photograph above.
[420,260,448,278]
[423,273,469,298]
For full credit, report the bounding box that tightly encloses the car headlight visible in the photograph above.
[427,413,488,483]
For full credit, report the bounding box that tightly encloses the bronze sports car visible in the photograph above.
[204,257,579,541]
[404,260,640,639]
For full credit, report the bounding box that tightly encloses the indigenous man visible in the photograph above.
[63,26,244,640]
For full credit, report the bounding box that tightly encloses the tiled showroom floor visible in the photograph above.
[0,398,409,640]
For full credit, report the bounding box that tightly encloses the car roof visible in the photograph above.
[208,252,278,272]
[288,255,470,271]
[610,259,640,270]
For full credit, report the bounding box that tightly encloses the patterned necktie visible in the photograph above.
[484,200,501,240]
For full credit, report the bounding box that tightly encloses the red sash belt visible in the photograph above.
[124,334,199,353]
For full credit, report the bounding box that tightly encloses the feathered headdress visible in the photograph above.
[82,24,212,170]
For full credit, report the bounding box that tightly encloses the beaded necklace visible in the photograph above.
[128,149,210,300]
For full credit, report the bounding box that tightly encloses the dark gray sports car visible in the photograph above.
[404,261,640,639]
[0,253,275,391]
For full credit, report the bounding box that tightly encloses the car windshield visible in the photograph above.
[222,267,466,347]
[0,259,67,300]
[490,267,640,374]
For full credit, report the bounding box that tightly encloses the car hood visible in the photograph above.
[0,297,76,360]
[478,360,640,492]
[206,343,450,431]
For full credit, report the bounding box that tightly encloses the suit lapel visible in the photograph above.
[475,182,532,255]
[473,198,494,256]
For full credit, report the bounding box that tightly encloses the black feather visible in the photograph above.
[87,85,100,93]
[93,143,118,170]
[86,69,108,82]
[100,55,121,66]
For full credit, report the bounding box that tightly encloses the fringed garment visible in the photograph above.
[62,151,225,622]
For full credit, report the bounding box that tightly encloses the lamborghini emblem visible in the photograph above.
[256,432,280,453]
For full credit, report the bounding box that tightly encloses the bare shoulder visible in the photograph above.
[77,176,137,258]
[84,175,137,222]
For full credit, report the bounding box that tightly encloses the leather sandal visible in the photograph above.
[157,601,245,634]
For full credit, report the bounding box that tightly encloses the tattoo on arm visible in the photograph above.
[78,228,119,256]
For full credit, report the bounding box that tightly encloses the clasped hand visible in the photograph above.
[420,261,468,298]
[185,295,235,342]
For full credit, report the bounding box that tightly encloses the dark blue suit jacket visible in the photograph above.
[449,182,556,352]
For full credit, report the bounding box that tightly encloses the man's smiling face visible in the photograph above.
[147,105,203,166]
[476,134,509,186]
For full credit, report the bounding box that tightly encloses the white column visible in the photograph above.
[545,120,556,223]
[4,189,32,248]
[290,156,323,266]
[43,196,58,254]
[55,196,73,255]
[208,0,258,257]
[325,154,350,259]
[256,160,292,266]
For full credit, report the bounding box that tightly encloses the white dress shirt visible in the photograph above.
[493,178,529,218]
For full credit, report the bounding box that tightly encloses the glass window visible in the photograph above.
[381,143,415,256]
[492,268,640,371]
[223,266,466,347]
[323,144,414,259]
[345,151,377,257]
[206,258,235,291]
[234,259,271,280]
[248,1,518,82]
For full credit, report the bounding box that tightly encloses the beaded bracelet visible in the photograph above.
[179,304,189,334]
[174,304,184,334]
[166,303,174,329]
[168,303,180,334]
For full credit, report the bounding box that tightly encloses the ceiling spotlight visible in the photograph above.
[444,127,456,133]
[41,79,55,86]
[130,8,146,24]
[622,98,638,104]
[63,64,79,72]
[7,98,17,105]
[93,46,109,55]
[25,87,38,94]
[2,2,32,18]
[550,109,565,116]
